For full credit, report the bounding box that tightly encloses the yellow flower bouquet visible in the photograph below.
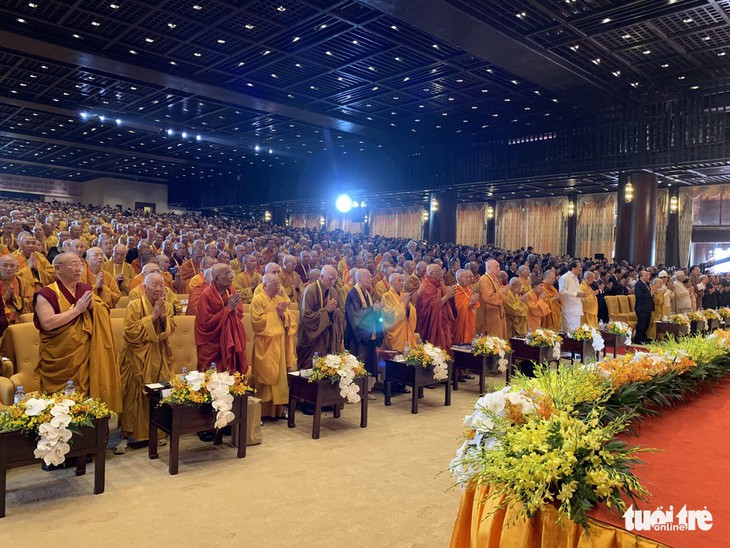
[703,308,722,321]
[669,313,690,326]
[525,328,562,347]
[164,369,252,406]
[606,321,632,338]
[719,307,730,319]
[572,324,596,341]
[311,352,368,403]
[472,336,511,357]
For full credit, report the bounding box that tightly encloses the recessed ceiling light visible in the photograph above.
[109,3,119,8]
[28,2,37,6]
[145,37,154,43]
[481,89,488,93]
[390,25,398,30]
[319,24,327,29]
[276,5,286,12]
[170,61,177,65]
[91,21,100,26]
[17,18,26,23]
[683,18,693,23]
[622,34,631,39]
[661,63,669,68]
[263,50,270,55]
[129,49,137,54]
[719,52,727,56]
[193,4,202,10]
[245,24,254,29]
[193,52,201,57]
[217,39,226,44]
[690,85,700,90]
[612,70,621,77]
[602,18,611,23]
[678,75,685,80]
[643,49,651,55]
[703,36,711,41]
[504,98,511,102]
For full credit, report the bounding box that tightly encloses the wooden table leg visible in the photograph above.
[479,364,486,394]
[288,396,297,428]
[312,390,322,439]
[75,455,86,476]
[94,421,106,495]
[169,410,181,475]
[417,386,424,399]
[384,377,392,406]
[148,422,159,460]
[238,396,247,458]
[411,384,419,414]
[445,372,452,407]
[0,441,6,518]
[452,368,459,391]
[360,379,368,428]
[333,403,341,419]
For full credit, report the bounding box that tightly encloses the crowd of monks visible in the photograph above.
[0,199,727,454]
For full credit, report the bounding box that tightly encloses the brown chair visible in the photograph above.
[19,313,34,323]
[109,317,125,369]
[115,296,130,309]
[7,323,41,394]
[168,315,198,375]
[0,376,14,408]
[617,295,638,328]
[605,296,630,324]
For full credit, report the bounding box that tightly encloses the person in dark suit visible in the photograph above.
[633,270,654,344]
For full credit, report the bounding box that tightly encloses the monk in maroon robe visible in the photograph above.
[194,264,247,373]
[416,264,456,353]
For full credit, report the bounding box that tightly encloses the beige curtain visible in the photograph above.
[679,188,694,268]
[327,218,363,234]
[495,197,567,254]
[575,194,615,260]
[456,203,487,245]
[370,208,425,240]
[655,189,668,266]
[291,214,321,228]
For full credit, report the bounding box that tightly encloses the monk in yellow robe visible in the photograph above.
[648,278,666,340]
[541,271,562,331]
[476,260,507,338]
[177,246,203,294]
[232,255,262,304]
[104,244,135,296]
[13,233,55,290]
[279,254,302,304]
[251,273,297,418]
[339,267,357,305]
[373,266,394,302]
[33,252,121,412]
[117,273,175,450]
[517,266,531,295]
[0,254,34,358]
[526,283,551,331]
[381,273,417,352]
[504,278,529,338]
[453,270,480,344]
[82,247,121,308]
[579,271,599,328]
[188,256,217,293]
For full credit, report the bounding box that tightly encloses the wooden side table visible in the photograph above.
[383,360,452,414]
[508,338,559,383]
[655,322,689,341]
[146,387,248,475]
[0,416,109,518]
[560,337,596,364]
[287,372,368,439]
[451,346,507,394]
[599,332,627,358]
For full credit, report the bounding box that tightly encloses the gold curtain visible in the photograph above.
[575,194,615,260]
[370,208,425,240]
[679,188,694,268]
[655,189,668,265]
[456,204,487,245]
[495,197,567,254]
[327,218,363,234]
[290,214,321,229]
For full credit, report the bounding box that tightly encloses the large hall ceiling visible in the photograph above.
[2,0,730,207]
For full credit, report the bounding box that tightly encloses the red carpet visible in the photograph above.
[589,380,730,547]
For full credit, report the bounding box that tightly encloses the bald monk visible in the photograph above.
[296,264,345,369]
[542,271,562,330]
[155,254,175,290]
[194,264,247,373]
[505,278,529,338]
[83,247,121,308]
[232,254,262,304]
[526,282,551,331]
[453,269,480,344]
[187,267,214,316]
[405,261,427,306]
[104,244,135,296]
[129,263,183,315]
[373,266,394,302]
[117,273,175,452]
[339,267,357,305]
[0,254,34,323]
[580,271,599,328]
[279,254,302,304]
[251,273,298,418]
[14,233,55,290]
[177,246,203,293]
[517,265,531,295]
[33,253,121,412]
[476,259,507,338]
[253,262,286,299]
[381,273,417,352]
[416,264,456,351]
[128,254,158,294]
[188,256,217,293]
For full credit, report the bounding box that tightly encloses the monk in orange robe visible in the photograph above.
[453,270,480,344]
[177,246,203,294]
[415,264,456,351]
[541,271,562,330]
[194,264,247,373]
[526,282,551,331]
[476,259,506,338]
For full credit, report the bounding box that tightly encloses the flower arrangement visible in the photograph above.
[164,370,252,428]
[668,313,690,326]
[525,328,562,347]
[471,336,511,372]
[571,324,605,352]
[709,329,730,347]
[703,308,722,321]
[606,321,632,339]
[404,342,450,381]
[0,392,113,466]
[719,307,730,319]
[597,352,697,389]
[311,352,368,403]
[455,407,648,529]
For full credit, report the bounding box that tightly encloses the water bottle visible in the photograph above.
[209,362,217,372]
[64,380,75,397]
[180,366,187,381]
[13,386,25,405]
[598,320,605,331]
[312,352,319,368]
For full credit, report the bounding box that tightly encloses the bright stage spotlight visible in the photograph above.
[335,194,353,213]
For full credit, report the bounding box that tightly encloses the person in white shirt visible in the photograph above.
[673,271,692,314]
[558,260,587,332]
